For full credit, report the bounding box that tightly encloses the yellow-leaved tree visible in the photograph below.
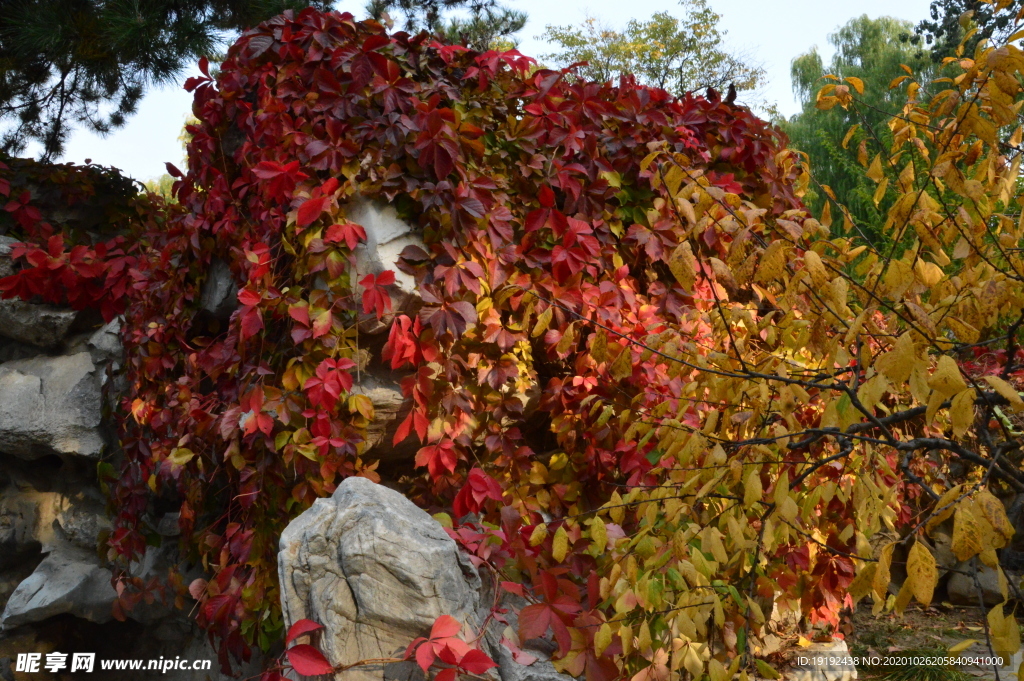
[567,3,1024,678]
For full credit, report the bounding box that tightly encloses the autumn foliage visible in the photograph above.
[2,4,1024,680]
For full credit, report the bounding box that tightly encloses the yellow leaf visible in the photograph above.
[529,523,548,547]
[638,620,652,654]
[676,197,696,225]
[620,624,633,656]
[555,322,578,355]
[893,578,914,615]
[348,393,375,420]
[610,345,633,381]
[950,388,976,437]
[708,659,729,681]
[867,154,885,183]
[952,505,983,561]
[872,177,889,206]
[590,516,608,553]
[890,75,910,89]
[845,76,865,94]
[906,541,937,607]
[928,356,968,398]
[532,306,553,338]
[743,469,762,509]
[803,250,828,288]
[983,375,1024,412]
[682,643,703,677]
[552,525,569,562]
[947,639,978,654]
[926,484,963,532]
[755,241,787,284]
[842,124,859,149]
[669,241,697,292]
[873,543,895,600]
[594,623,612,656]
[977,491,1014,544]
[591,330,608,363]
[169,447,195,466]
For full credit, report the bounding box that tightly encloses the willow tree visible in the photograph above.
[782,15,934,243]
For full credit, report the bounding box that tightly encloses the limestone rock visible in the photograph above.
[86,318,122,363]
[350,373,410,460]
[0,300,77,349]
[0,236,18,279]
[947,563,1003,606]
[199,257,237,321]
[1,546,116,628]
[0,352,105,459]
[347,197,424,333]
[278,477,483,680]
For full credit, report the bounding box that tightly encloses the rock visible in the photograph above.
[947,562,1003,606]
[86,318,122,363]
[350,373,411,459]
[54,493,110,552]
[0,236,18,279]
[931,527,957,576]
[0,491,43,567]
[347,197,424,333]
[0,352,105,459]
[787,641,857,681]
[494,643,571,681]
[199,257,237,321]
[278,477,483,681]
[0,300,78,350]
[1,546,116,628]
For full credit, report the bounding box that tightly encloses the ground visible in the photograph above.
[779,605,1020,681]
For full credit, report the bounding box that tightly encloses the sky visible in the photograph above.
[48,0,934,183]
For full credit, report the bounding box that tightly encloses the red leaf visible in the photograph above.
[430,614,461,639]
[237,288,261,306]
[415,641,436,672]
[286,644,334,676]
[518,604,552,641]
[240,306,263,340]
[286,618,324,645]
[459,649,498,675]
[298,197,328,228]
[312,309,333,338]
[435,669,457,681]
[500,581,525,597]
[538,185,555,208]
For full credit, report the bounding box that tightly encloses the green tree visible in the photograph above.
[782,15,934,240]
[913,0,1023,62]
[0,0,332,159]
[365,0,525,49]
[539,0,765,98]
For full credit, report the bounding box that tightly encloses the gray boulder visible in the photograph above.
[0,352,105,459]
[0,300,78,349]
[350,373,410,460]
[199,257,237,321]
[947,562,1004,606]
[1,546,116,628]
[0,236,18,279]
[278,477,483,681]
[347,198,424,333]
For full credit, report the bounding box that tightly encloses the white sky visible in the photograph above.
[50,0,933,182]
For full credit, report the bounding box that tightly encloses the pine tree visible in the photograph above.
[0,0,332,159]
[365,0,525,49]
[913,0,1023,62]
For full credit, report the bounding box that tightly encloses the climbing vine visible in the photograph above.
[3,4,1024,679]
